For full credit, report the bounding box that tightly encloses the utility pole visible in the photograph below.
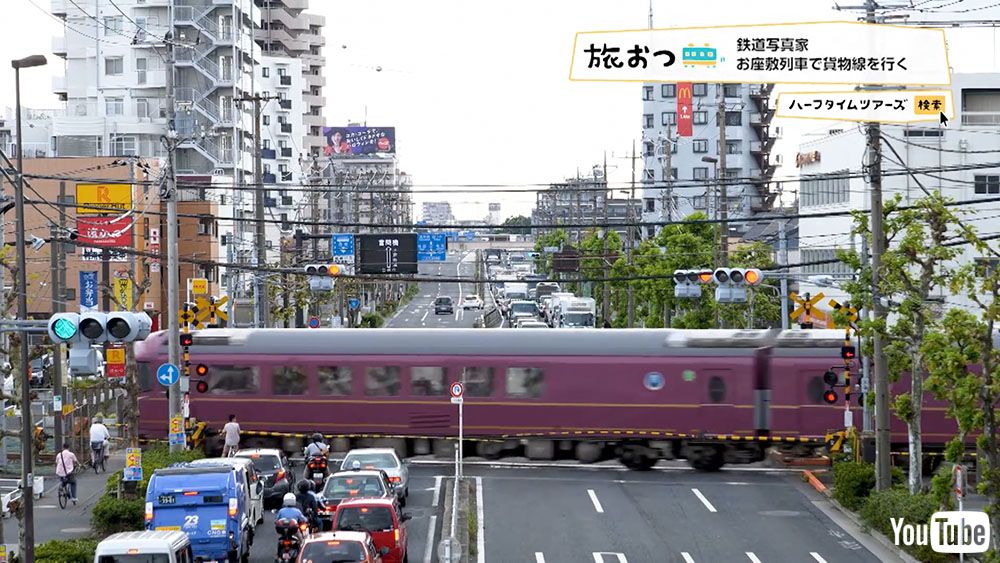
[235,93,278,329]
[50,222,64,453]
[165,35,182,452]
[778,219,789,330]
[627,141,636,328]
[661,125,673,224]
[602,153,610,326]
[717,83,729,268]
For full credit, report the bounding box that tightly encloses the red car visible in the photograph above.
[331,497,411,563]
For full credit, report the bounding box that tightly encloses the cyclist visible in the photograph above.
[55,442,78,504]
[221,414,240,457]
[89,416,111,466]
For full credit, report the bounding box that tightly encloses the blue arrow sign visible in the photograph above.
[348,297,361,310]
[156,363,180,387]
[417,233,447,262]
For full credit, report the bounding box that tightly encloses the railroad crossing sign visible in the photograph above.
[827,299,859,328]
[178,306,201,329]
[190,278,208,295]
[193,296,229,326]
[790,292,826,326]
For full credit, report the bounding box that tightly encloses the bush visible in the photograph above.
[92,494,145,535]
[34,538,99,563]
[860,488,948,563]
[360,313,384,328]
[832,461,876,511]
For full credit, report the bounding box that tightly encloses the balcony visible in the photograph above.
[52,76,67,99]
[280,147,293,158]
[280,123,292,134]
[261,148,276,160]
[263,172,276,184]
[278,99,292,110]
[52,36,66,58]
[279,75,292,86]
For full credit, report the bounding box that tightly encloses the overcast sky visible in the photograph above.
[3,0,998,220]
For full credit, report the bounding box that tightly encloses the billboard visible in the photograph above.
[77,216,133,247]
[76,183,132,214]
[79,271,98,312]
[358,233,418,274]
[322,126,396,156]
[676,82,693,137]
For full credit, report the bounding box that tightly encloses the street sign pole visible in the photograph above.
[450,382,464,479]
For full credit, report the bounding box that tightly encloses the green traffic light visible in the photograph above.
[52,318,77,341]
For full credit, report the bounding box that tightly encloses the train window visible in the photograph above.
[317,366,353,396]
[505,367,544,398]
[365,366,401,396]
[462,367,494,397]
[206,366,260,395]
[411,367,446,396]
[807,376,826,404]
[272,366,308,395]
[708,376,726,403]
[137,362,152,392]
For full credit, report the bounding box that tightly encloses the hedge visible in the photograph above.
[33,538,99,563]
[831,460,906,511]
[860,488,948,563]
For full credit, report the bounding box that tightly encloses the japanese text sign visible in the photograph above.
[106,346,126,378]
[114,277,134,311]
[776,89,954,124]
[358,233,418,274]
[79,271,98,312]
[77,216,133,247]
[322,126,396,156]
[570,22,950,86]
[331,234,356,264]
[75,183,133,214]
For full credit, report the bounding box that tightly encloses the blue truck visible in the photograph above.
[145,464,253,563]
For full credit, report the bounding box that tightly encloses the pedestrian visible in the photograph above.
[222,414,240,457]
[55,442,78,503]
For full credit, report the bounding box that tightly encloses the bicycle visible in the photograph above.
[92,442,107,474]
[57,476,74,509]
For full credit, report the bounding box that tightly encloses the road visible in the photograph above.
[386,251,494,328]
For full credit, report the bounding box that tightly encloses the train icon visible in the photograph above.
[682,43,719,68]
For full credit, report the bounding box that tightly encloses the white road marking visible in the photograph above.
[681,553,695,563]
[746,553,762,563]
[422,514,437,563]
[593,554,627,563]
[535,554,545,563]
[691,488,717,513]
[810,553,827,563]
[432,475,442,507]
[476,476,485,563]
[421,311,428,322]
[422,294,430,298]
[587,489,604,513]
[725,482,751,486]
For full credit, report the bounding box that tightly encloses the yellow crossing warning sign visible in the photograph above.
[790,292,826,321]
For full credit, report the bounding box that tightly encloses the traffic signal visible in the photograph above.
[841,344,856,360]
[194,364,209,393]
[672,270,702,299]
[106,311,152,342]
[822,369,839,404]
[48,313,80,344]
[711,268,764,303]
[179,333,194,347]
[823,389,838,404]
[48,312,153,344]
[305,264,341,291]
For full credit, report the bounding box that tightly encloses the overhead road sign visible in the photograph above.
[358,233,418,274]
[570,22,951,86]
[417,233,448,262]
[331,234,356,265]
[776,89,954,124]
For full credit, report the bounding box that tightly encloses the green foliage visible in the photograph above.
[929,464,956,511]
[34,538,100,563]
[360,313,384,328]
[92,495,145,535]
[498,215,531,234]
[533,229,569,275]
[860,488,948,563]
[832,461,876,511]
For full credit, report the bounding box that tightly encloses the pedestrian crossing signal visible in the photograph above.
[823,370,839,386]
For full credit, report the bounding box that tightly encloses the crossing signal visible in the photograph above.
[195,380,209,393]
[672,270,703,299]
[304,264,342,276]
[823,389,838,404]
[712,268,763,303]
[822,369,840,404]
[195,364,208,376]
[841,344,856,360]
[194,364,209,393]
[179,333,194,347]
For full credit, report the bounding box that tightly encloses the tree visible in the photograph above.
[579,228,622,320]
[839,194,963,494]
[533,229,569,276]
[498,215,531,234]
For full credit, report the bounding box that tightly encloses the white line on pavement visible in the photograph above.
[809,553,827,563]
[681,553,695,563]
[593,553,627,563]
[691,488,717,513]
[587,489,604,513]
[535,554,545,563]
[746,553,762,563]
[421,311,428,322]
[476,476,485,563]
[432,475,442,507]
[422,514,437,563]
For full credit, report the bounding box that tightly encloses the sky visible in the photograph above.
[3,0,999,221]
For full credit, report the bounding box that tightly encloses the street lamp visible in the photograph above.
[11,52,47,563]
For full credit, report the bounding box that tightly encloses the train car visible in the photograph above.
[134,328,956,471]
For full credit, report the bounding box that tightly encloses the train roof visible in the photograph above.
[135,328,849,358]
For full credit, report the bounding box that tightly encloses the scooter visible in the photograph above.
[304,454,329,489]
[274,517,309,562]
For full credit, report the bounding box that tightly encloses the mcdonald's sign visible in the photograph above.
[677,82,693,137]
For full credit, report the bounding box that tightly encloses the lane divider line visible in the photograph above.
[422,514,437,563]
[535,553,545,563]
[476,475,485,563]
[691,488,717,513]
[810,553,827,563]
[587,489,605,513]
[432,476,442,507]
[681,554,695,563]
[746,553,762,563]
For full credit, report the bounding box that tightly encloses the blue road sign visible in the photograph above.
[417,233,447,262]
[464,231,475,241]
[348,297,361,310]
[331,234,355,259]
[168,432,185,447]
[156,363,180,387]
[308,316,320,329]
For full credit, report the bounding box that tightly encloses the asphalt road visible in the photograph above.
[386,251,493,328]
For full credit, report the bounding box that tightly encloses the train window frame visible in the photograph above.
[462,366,495,397]
[364,366,402,396]
[272,365,308,395]
[707,375,727,404]
[205,365,260,395]
[505,367,544,398]
[410,366,447,396]
[317,365,353,396]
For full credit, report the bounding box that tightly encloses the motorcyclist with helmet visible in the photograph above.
[274,493,308,561]
[295,479,321,532]
[303,433,330,488]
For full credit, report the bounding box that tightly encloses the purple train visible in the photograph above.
[134,328,955,471]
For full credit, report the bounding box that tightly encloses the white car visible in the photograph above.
[516,320,549,329]
[462,295,484,310]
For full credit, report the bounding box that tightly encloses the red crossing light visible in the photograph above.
[823,389,838,404]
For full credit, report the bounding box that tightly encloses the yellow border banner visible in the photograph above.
[775,89,955,124]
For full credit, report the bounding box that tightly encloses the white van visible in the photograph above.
[95,530,192,562]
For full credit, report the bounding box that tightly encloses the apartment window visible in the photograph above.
[643,169,655,181]
[262,139,270,149]
[975,175,1000,195]
[662,111,676,126]
[801,248,854,275]
[105,97,124,116]
[643,86,653,101]
[644,141,655,157]
[662,84,676,98]
[136,58,147,84]
[693,83,708,97]
[262,67,270,78]
[692,139,709,153]
[135,98,149,119]
[693,111,708,125]
[262,115,270,126]
[722,111,742,126]
[278,140,288,149]
[723,84,741,98]
[103,16,123,36]
[646,225,656,238]
[670,167,678,180]
[725,140,742,154]
[962,89,1000,125]
[801,170,850,207]
[110,135,136,156]
[643,114,654,128]
[903,129,943,137]
[277,67,287,76]
[693,167,709,180]
[105,57,124,76]
[724,168,742,180]
[645,198,656,212]
[263,163,271,174]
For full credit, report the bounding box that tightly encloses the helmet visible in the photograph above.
[311,433,323,443]
[282,493,297,507]
[351,460,361,470]
[92,416,102,424]
[297,480,311,494]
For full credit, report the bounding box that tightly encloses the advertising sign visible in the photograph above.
[77,216,133,247]
[123,447,142,482]
[358,233,418,274]
[79,271,98,312]
[81,248,128,262]
[676,82,693,137]
[331,234,356,264]
[75,183,133,215]
[417,233,447,262]
[569,22,950,86]
[114,277,134,311]
[106,347,126,378]
[322,126,396,156]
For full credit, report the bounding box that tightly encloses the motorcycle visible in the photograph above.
[274,517,309,562]
[304,454,329,489]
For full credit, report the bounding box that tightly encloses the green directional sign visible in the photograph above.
[52,318,78,341]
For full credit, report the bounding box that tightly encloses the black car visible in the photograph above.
[434,296,454,315]
[235,448,293,509]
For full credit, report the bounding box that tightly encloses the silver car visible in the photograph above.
[339,448,409,506]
